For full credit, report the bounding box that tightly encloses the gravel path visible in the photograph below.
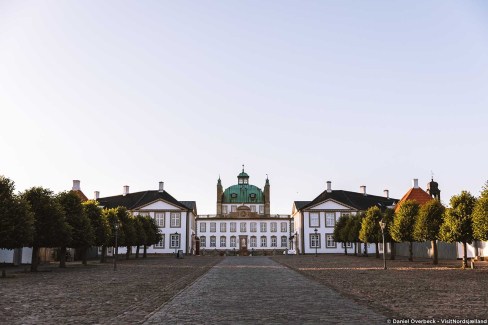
[272,254,488,320]
[0,256,220,325]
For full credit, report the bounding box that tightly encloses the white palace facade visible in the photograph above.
[195,167,291,255]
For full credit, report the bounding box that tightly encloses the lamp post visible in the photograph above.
[379,221,387,270]
[113,220,119,271]
[314,228,318,257]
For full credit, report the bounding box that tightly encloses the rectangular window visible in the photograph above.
[230,222,236,232]
[154,212,165,227]
[271,236,277,247]
[222,206,228,214]
[170,212,181,228]
[220,222,226,232]
[260,222,267,232]
[259,205,264,214]
[310,233,321,248]
[210,222,216,232]
[291,222,294,233]
[326,213,335,227]
[240,222,246,232]
[200,236,206,247]
[231,205,237,212]
[139,212,150,217]
[170,234,180,248]
[250,222,257,232]
[220,236,226,247]
[341,212,350,218]
[250,236,257,247]
[310,212,319,227]
[270,222,277,232]
[326,234,336,248]
[200,222,206,233]
[154,235,165,248]
[251,205,256,212]
[230,236,236,247]
[260,236,267,247]
[280,222,287,232]
[210,236,216,247]
[281,236,287,247]
[341,242,353,248]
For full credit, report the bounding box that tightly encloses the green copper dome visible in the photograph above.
[222,184,264,203]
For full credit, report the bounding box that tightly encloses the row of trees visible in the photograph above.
[0,176,161,271]
[333,182,488,268]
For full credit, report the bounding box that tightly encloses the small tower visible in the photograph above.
[426,177,441,201]
[217,176,223,215]
[264,175,270,217]
[237,165,249,185]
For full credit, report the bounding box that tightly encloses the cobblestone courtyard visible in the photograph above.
[1,255,488,324]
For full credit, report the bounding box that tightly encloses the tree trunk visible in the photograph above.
[408,241,413,262]
[59,246,67,268]
[390,241,396,260]
[462,241,468,269]
[375,242,380,258]
[126,246,131,260]
[82,247,88,266]
[344,244,348,256]
[432,239,438,265]
[135,246,140,259]
[100,245,106,263]
[354,242,358,256]
[31,247,39,272]
[363,243,368,257]
[143,245,147,258]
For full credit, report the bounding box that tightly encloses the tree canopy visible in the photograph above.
[440,191,477,244]
[473,181,488,241]
[391,200,420,243]
[0,176,34,249]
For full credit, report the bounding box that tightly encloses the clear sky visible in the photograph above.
[1,1,487,213]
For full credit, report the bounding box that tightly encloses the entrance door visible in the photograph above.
[239,235,248,253]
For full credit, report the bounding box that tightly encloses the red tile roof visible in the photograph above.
[72,190,88,202]
[395,187,433,212]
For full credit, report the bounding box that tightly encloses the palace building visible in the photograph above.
[196,167,291,255]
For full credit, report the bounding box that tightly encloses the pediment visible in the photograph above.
[307,199,354,211]
[136,199,183,211]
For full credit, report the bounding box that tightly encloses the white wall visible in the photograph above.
[196,219,290,250]
[457,241,488,258]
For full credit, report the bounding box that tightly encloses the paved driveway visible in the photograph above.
[143,256,387,324]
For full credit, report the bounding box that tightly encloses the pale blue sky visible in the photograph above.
[1,1,487,213]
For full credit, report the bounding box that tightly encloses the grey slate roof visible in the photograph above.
[299,190,398,211]
[180,201,197,214]
[294,201,311,210]
[97,190,190,210]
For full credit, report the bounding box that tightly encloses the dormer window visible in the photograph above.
[231,193,238,198]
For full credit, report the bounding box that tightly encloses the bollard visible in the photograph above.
[470,259,475,269]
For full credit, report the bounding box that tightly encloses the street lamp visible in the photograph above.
[314,228,318,257]
[379,221,387,270]
[113,219,119,271]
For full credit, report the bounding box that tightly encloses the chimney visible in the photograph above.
[413,178,419,189]
[360,185,367,196]
[326,181,332,193]
[159,181,164,192]
[384,189,389,199]
[123,185,129,196]
[94,191,100,200]
[72,180,81,191]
